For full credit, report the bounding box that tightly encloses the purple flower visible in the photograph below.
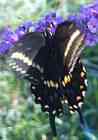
[2,27,19,43]
[35,12,64,33]
[1,0,98,55]
[85,33,98,46]
[0,13,64,55]
[87,17,98,33]
[0,21,34,55]
[0,27,18,54]
[68,0,98,47]
[15,21,33,37]
[0,41,13,55]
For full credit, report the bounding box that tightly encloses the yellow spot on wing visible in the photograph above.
[61,100,64,104]
[67,75,71,82]
[64,76,68,84]
[81,71,85,77]
[47,81,51,88]
[45,105,49,109]
[76,96,81,101]
[55,83,59,89]
[37,97,42,101]
[52,110,56,115]
[62,81,65,87]
[82,91,86,97]
[83,66,86,72]
[84,79,88,86]
[78,102,83,108]
[64,100,68,104]
[80,85,84,89]
[69,106,73,109]
[70,110,75,114]
[64,75,71,85]
[50,80,54,87]
[73,105,78,109]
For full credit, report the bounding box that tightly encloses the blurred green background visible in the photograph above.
[0,0,98,140]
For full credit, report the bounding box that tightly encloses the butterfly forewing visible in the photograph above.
[7,32,45,77]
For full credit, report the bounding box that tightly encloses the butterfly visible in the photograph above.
[7,21,87,136]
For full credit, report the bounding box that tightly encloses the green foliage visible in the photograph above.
[0,0,98,140]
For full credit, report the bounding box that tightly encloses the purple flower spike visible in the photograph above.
[3,27,19,43]
[68,0,98,47]
[1,0,98,55]
[85,33,98,47]
[87,17,98,33]
[0,21,35,55]
[0,12,64,55]
[35,12,64,34]
[0,41,13,55]
[15,21,33,37]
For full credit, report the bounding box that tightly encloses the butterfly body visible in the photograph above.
[8,21,87,135]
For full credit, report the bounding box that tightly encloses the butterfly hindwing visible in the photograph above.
[63,61,87,114]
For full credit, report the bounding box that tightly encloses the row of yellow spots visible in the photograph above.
[80,66,87,97]
[80,67,87,97]
[69,100,83,114]
[62,68,86,114]
[63,95,83,114]
[10,51,44,74]
[44,75,71,89]
[75,71,86,112]
[44,80,59,89]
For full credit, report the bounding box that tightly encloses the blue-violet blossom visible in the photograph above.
[68,0,98,46]
[0,0,98,54]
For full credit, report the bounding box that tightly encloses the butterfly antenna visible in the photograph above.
[49,113,57,136]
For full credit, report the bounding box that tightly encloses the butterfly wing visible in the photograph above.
[53,21,85,73]
[53,21,87,127]
[7,30,62,114]
[63,61,87,112]
[30,45,64,116]
[7,32,45,78]
[62,61,87,127]
[31,21,87,117]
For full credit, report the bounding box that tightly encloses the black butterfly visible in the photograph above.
[8,21,87,136]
